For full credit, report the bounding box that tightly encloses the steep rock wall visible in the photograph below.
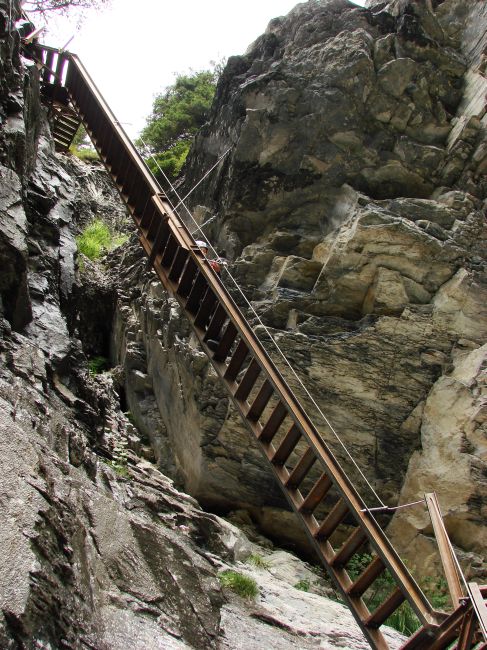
[0,3,405,647]
[113,0,487,575]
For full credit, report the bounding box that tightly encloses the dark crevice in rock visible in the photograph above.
[363,7,396,35]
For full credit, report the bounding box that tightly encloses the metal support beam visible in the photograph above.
[468,583,487,642]
[425,492,464,607]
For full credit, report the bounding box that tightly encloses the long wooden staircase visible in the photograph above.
[32,44,487,650]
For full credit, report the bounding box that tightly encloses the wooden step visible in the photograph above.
[138,196,153,227]
[54,54,67,83]
[168,247,190,283]
[176,256,197,297]
[146,208,163,240]
[194,290,217,330]
[186,273,208,314]
[213,322,238,362]
[235,359,261,401]
[143,206,159,239]
[55,122,77,138]
[204,304,227,342]
[54,134,71,146]
[299,473,333,515]
[285,447,316,489]
[224,340,249,381]
[247,379,274,422]
[122,173,139,208]
[43,50,55,82]
[332,527,367,568]
[315,498,349,540]
[99,126,114,159]
[115,157,131,186]
[136,195,153,228]
[455,609,476,650]
[365,588,405,629]
[259,401,288,444]
[347,557,385,598]
[58,114,79,127]
[161,236,178,268]
[271,424,301,466]
[147,219,169,267]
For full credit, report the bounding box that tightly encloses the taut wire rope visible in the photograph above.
[190,214,217,236]
[138,136,387,508]
[171,146,233,212]
[362,498,425,514]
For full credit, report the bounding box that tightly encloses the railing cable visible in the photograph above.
[172,146,233,211]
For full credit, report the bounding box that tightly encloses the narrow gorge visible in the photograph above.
[0,0,486,648]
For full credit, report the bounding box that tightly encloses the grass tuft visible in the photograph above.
[76,218,128,261]
[246,554,271,570]
[218,571,259,599]
[294,579,310,592]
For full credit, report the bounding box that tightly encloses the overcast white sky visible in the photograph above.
[40,0,366,139]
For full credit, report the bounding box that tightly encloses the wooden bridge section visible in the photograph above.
[34,44,487,650]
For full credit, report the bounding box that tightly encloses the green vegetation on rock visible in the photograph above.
[294,579,310,592]
[423,576,450,611]
[347,554,420,636]
[76,218,128,261]
[104,439,130,478]
[69,125,99,162]
[138,66,222,183]
[218,571,259,599]
[87,355,110,375]
[246,553,271,570]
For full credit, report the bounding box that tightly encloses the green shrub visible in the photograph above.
[218,571,259,599]
[137,66,223,183]
[246,554,271,570]
[107,461,129,478]
[146,140,190,181]
[386,602,420,637]
[294,579,310,592]
[346,553,420,635]
[76,218,128,261]
[423,576,450,611]
[88,356,109,375]
[69,125,99,162]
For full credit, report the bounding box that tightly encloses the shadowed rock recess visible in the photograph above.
[0,0,486,647]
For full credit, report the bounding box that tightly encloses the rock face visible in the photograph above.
[109,0,487,577]
[2,0,487,644]
[1,1,412,647]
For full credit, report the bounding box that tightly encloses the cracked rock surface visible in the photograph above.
[108,0,487,577]
[0,0,410,647]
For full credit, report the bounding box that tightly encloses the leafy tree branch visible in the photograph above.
[22,0,110,17]
[137,62,224,184]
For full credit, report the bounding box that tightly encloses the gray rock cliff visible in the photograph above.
[110,0,487,580]
[0,0,411,647]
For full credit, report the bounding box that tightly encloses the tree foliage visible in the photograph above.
[22,0,110,17]
[138,67,220,184]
